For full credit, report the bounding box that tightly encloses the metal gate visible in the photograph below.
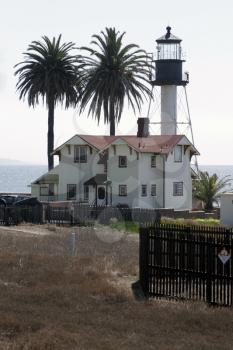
[139,224,233,306]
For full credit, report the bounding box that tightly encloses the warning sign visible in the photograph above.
[218,248,231,264]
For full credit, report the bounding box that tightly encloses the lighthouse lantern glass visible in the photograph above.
[157,43,182,60]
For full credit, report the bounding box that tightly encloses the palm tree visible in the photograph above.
[193,171,232,211]
[77,27,153,135]
[14,35,79,170]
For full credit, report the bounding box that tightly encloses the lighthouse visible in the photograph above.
[151,26,189,135]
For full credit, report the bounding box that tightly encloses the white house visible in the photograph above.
[31,123,199,209]
[31,27,199,210]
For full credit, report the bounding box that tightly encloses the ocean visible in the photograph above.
[0,164,232,194]
[0,165,47,193]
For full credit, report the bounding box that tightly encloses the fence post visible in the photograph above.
[206,237,212,305]
[139,224,149,298]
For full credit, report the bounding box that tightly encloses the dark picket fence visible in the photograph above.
[43,204,162,225]
[0,205,43,225]
[0,204,164,226]
[139,224,233,307]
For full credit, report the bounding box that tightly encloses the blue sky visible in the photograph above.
[0,0,233,164]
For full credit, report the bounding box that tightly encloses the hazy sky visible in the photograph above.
[0,0,233,165]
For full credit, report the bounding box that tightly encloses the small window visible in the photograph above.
[174,145,182,162]
[67,184,77,200]
[48,183,54,196]
[119,156,127,168]
[151,184,157,196]
[84,185,89,201]
[74,146,87,163]
[173,182,183,196]
[40,186,49,196]
[119,185,127,196]
[98,187,106,200]
[141,185,147,197]
[151,155,156,167]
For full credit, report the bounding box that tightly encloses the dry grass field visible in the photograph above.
[0,224,232,349]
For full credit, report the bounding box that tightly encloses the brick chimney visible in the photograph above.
[137,118,149,137]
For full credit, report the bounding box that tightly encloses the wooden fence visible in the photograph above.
[139,224,233,307]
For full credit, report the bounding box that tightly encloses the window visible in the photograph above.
[119,156,127,168]
[98,187,106,200]
[39,185,54,196]
[119,185,127,196]
[84,185,89,201]
[173,182,183,196]
[141,185,147,197]
[151,155,157,167]
[174,145,182,162]
[151,184,157,196]
[74,146,87,163]
[67,184,77,200]
[40,186,49,196]
[48,183,54,196]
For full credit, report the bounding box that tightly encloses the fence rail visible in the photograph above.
[0,204,164,226]
[139,224,233,307]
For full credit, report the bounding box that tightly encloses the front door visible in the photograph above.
[97,186,106,205]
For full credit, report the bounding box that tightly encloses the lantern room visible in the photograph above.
[151,26,188,86]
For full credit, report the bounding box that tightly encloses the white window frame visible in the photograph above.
[141,184,147,197]
[84,185,89,201]
[151,184,157,196]
[40,185,49,196]
[173,182,183,196]
[174,145,183,162]
[119,185,127,196]
[119,156,127,168]
[74,146,87,163]
[67,184,77,200]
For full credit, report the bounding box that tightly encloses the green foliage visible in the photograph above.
[161,217,220,226]
[109,218,221,232]
[77,27,153,135]
[109,220,139,233]
[193,171,232,211]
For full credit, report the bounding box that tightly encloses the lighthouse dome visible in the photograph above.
[156,26,182,44]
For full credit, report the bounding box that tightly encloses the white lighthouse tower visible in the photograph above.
[151,26,189,135]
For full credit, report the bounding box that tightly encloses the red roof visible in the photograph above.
[53,134,199,155]
[79,134,185,154]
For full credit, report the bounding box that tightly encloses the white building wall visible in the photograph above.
[32,136,194,210]
[58,137,104,201]
[108,141,165,208]
[220,194,233,227]
[108,143,140,207]
[164,146,192,209]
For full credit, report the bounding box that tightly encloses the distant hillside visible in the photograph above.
[0,158,28,165]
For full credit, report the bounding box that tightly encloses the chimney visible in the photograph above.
[137,118,149,138]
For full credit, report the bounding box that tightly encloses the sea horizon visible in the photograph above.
[0,164,232,194]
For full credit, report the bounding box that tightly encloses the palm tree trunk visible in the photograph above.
[110,102,115,136]
[47,99,54,171]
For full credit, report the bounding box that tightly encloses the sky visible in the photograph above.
[0,0,233,165]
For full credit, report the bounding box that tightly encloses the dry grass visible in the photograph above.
[0,225,232,349]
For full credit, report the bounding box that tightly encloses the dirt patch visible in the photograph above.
[0,224,232,349]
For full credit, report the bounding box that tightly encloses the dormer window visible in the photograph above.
[174,145,182,162]
[151,155,157,167]
[74,146,87,163]
[119,156,127,168]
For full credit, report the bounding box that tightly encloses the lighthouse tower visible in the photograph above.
[151,26,189,135]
